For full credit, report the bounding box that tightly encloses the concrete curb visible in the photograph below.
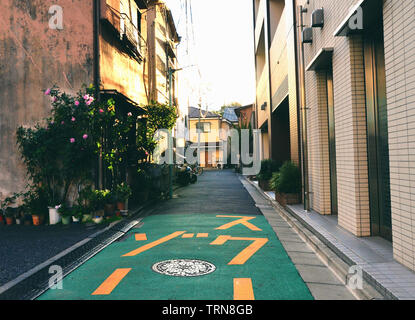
[0,201,156,300]
[242,176,387,300]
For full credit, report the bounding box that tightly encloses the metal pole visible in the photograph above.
[168,68,174,199]
[298,5,310,212]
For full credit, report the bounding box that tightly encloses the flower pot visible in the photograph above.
[0,215,4,225]
[48,207,60,225]
[275,193,301,206]
[32,215,41,226]
[6,217,14,225]
[92,216,103,224]
[120,210,129,217]
[116,202,125,211]
[82,214,93,223]
[115,211,122,217]
[61,216,71,225]
[72,216,80,223]
[259,179,271,191]
[15,218,21,225]
[104,204,115,216]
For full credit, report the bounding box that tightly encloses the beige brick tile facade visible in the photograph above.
[384,0,415,271]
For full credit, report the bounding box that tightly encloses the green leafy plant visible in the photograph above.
[57,204,73,218]
[270,161,301,194]
[1,195,17,213]
[22,187,49,216]
[257,159,282,181]
[114,183,132,202]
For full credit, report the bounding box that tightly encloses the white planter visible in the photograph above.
[48,207,60,225]
[93,216,103,224]
[72,216,80,223]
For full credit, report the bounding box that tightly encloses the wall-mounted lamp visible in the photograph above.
[302,27,313,44]
[312,8,324,28]
[261,102,267,111]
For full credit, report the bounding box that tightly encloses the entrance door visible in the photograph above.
[326,71,338,215]
[364,11,392,240]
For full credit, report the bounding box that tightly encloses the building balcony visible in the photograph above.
[100,2,146,62]
[120,13,146,62]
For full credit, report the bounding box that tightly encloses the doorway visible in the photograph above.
[363,5,392,241]
[326,71,338,215]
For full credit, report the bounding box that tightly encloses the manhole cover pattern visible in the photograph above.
[152,259,216,277]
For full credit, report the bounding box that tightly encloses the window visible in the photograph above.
[196,122,211,133]
[137,9,142,33]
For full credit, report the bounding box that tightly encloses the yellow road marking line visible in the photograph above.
[92,268,131,295]
[135,233,147,241]
[210,235,232,245]
[228,238,269,265]
[182,233,194,238]
[122,231,186,257]
[210,236,269,265]
[215,215,262,231]
[196,233,209,238]
[234,278,255,300]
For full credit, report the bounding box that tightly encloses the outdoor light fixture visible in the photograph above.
[261,102,267,111]
[302,27,313,43]
[312,8,324,28]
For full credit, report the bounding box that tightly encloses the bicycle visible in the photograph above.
[190,164,203,176]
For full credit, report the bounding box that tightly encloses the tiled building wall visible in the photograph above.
[383,0,415,271]
[300,0,371,235]
[306,71,331,214]
[285,0,300,166]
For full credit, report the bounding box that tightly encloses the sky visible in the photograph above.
[164,0,256,111]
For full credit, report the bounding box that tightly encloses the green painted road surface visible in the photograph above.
[38,213,313,300]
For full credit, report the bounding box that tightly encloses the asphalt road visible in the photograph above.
[37,170,314,300]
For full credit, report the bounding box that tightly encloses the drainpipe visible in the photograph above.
[93,0,103,189]
[298,4,310,212]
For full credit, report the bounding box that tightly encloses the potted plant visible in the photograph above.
[23,188,48,226]
[71,205,83,223]
[114,183,132,211]
[58,204,72,225]
[257,159,281,191]
[100,190,114,216]
[5,207,15,225]
[270,161,302,206]
[133,169,151,203]
[1,195,16,224]
[15,208,23,225]
[48,204,62,225]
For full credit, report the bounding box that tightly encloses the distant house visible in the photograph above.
[234,104,255,128]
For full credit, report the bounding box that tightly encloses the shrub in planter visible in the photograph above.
[1,195,17,224]
[114,183,132,210]
[5,208,16,225]
[132,169,151,203]
[257,159,282,191]
[270,161,301,206]
[23,188,48,226]
[58,205,72,225]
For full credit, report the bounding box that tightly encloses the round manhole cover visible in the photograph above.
[152,259,216,277]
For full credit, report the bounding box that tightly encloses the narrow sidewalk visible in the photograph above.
[247,177,415,300]
[239,177,358,300]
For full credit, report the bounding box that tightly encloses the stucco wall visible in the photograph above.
[0,0,94,197]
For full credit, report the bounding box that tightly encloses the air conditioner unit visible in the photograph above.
[312,8,324,28]
[302,28,313,44]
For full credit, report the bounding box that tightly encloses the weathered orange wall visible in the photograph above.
[0,0,94,197]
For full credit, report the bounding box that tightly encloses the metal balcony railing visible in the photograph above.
[101,2,146,61]
[120,13,146,60]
